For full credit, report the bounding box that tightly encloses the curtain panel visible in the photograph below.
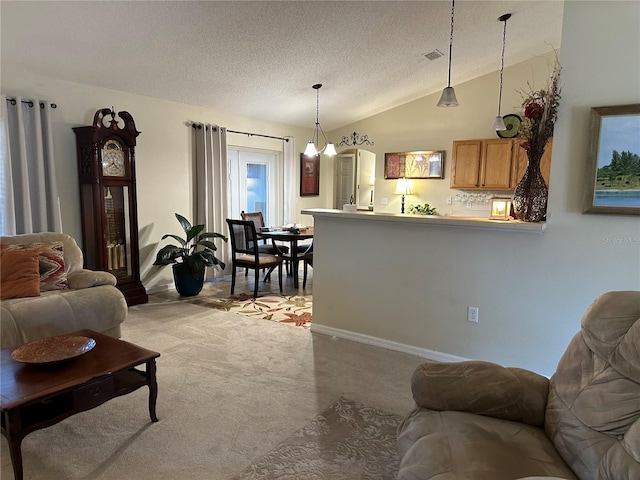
[194,124,231,277]
[283,136,296,225]
[0,95,61,235]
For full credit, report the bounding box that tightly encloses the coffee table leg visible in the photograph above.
[4,410,24,480]
[147,359,159,422]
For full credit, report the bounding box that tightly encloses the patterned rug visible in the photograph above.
[191,292,312,327]
[153,283,312,327]
[230,397,403,480]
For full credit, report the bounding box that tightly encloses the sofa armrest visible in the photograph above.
[67,269,117,289]
[411,360,549,427]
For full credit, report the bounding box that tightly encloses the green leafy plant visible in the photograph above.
[408,203,438,215]
[153,213,227,273]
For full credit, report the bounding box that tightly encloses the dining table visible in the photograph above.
[259,227,313,288]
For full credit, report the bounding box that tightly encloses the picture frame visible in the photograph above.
[300,153,320,196]
[384,150,445,179]
[583,104,640,215]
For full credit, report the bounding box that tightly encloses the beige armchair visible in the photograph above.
[1,232,127,348]
[397,291,640,480]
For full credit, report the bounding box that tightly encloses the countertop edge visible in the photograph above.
[301,209,546,233]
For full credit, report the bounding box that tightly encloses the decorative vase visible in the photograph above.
[172,262,205,297]
[512,150,548,222]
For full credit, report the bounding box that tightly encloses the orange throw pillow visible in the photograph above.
[1,249,41,299]
[0,241,67,291]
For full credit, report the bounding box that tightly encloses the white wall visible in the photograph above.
[1,66,330,290]
[312,1,640,376]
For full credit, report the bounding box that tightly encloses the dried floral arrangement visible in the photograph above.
[518,57,562,161]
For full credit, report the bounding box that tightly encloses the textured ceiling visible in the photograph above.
[1,1,563,130]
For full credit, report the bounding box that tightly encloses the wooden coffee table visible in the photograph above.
[0,329,160,480]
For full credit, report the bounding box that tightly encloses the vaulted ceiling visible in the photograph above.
[1,1,563,130]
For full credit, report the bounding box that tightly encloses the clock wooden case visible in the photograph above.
[73,108,148,305]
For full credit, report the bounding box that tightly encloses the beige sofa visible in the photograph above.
[1,232,127,349]
[397,291,640,480]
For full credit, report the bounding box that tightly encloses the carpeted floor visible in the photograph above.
[231,397,402,480]
[1,300,422,479]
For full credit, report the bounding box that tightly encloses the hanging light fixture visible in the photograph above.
[492,13,511,130]
[437,0,459,107]
[304,84,336,157]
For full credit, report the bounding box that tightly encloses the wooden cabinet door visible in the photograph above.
[481,139,514,189]
[450,140,482,188]
[512,138,552,188]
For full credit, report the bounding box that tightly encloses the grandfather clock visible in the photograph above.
[73,108,148,305]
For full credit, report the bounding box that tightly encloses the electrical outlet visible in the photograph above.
[446,196,452,205]
[466,201,473,209]
[381,197,388,205]
[467,306,479,323]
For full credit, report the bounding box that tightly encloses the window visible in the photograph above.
[228,148,281,227]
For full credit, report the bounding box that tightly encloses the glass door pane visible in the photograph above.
[246,163,268,224]
[228,149,278,227]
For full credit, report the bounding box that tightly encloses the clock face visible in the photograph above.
[101,139,126,176]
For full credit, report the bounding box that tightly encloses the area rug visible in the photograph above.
[153,282,312,327]
[189,292,312,327]
[230,397,403,480]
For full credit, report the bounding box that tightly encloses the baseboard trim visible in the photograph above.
[309,324,470,363]
[145,283,174,295]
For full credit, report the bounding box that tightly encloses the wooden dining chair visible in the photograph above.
[226,218,284,298]
[302,243,313,289]
[241,210,292,276]
[240,211,289,256]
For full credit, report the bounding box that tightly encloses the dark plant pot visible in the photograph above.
[172,262,205,297]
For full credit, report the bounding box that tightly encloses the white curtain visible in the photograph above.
[283,136,296,225]
[0,95,61,235]
[194,124,230,277]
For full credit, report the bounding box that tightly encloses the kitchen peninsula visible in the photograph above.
[302,208,560,376]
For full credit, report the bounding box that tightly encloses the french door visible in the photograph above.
[228,149,280,227]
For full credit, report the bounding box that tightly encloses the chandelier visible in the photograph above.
[304,84,336,157]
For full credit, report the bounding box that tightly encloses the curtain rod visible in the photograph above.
[191,123,289,142]
[6,97,57,109]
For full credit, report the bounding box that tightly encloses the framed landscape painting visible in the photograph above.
[384,150,445,179]
[583,104,640,215]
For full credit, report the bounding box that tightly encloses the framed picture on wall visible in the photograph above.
[384,150,445,179]
[583,104,640,215]
[300,153,320,196]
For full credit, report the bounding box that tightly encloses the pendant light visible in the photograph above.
[304,84,336,157]
[492,13,511,130]
[437,0,459,107]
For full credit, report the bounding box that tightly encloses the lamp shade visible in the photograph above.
[304,141,318,156]
[437,86,459,107]
[393,178,413,195]
[492,115,506,131]
[324,142,337,156]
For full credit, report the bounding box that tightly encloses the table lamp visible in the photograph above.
[393,177,413,213]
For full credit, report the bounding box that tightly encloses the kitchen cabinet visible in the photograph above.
[450,138,552,191]
[450,139,514,190]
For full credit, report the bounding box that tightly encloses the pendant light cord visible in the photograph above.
[497,15,509,116]
[315,87,320,145]
[447,0,455,87]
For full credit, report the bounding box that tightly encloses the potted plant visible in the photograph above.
[153,213,227,297]
[408,203,438,215]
